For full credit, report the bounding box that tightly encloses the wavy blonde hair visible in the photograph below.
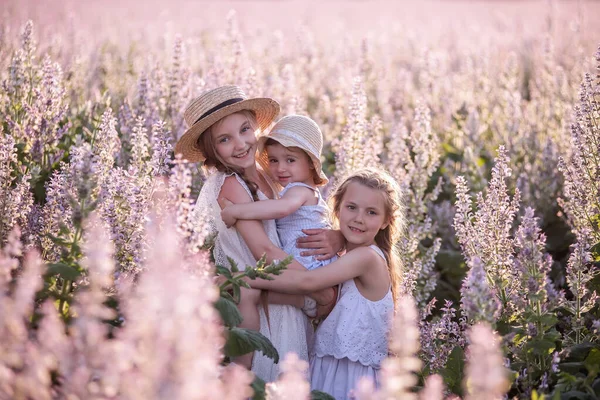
[329,168,405,306]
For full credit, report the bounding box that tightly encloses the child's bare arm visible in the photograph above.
[247,247,379,294]
[221,186,313,227]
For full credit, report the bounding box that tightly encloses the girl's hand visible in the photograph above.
[296,228,345,261]
[220,199,237,228]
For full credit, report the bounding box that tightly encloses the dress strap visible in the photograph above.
[279,182,318,197]
[368,244,387,263]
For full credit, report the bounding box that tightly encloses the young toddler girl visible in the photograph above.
[242,168,404,399]
[221,115,339,315]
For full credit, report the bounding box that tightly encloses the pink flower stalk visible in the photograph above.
[37,300,69,373]
[39,165,74,262]
[460,257,501,325]
[99,167,149,273]
[113,212,225,400]
[419,300,464,373]
[0,134,33,245]
[558,67,600,244]
[0,227,22,287]
[512,207,556,311]
[129,116,151,177]
[352,377,377,400]
[453,146,521,310]
[221,363,255,400]
[564,232,599,344]
[280,63,303,115]
[94,107,121,187]
[266,353,310,400]
[379,295,421,400]
[0,239,54,400]
[117,99,134,167]
[419,374,445,400]
[70,141,99,201]
[169,156,195,241]
[334,76,373,180]
[463,323,509,400]
[12,250,44,318]
[386,106,442,308]
[150,119,173,177]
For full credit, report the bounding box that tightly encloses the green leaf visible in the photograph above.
[214,297,243,328]
[531,390,543,400]
[528,338,556,356]
[564,344,595,362]
[441,346,465,396]
[559,391,593,400]
[311,390,335,400]
[46,233,71,246]
[228,256,239,273]
[224,327,279,364]
[559,362,586,375]
[216,265,232,279]
[584,349,600,376]
[45,263,81,280]
[537,314,559,327]
[251,376,266,400]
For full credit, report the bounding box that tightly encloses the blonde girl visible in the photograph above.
[174,86,343,382]
[244,168,404,399]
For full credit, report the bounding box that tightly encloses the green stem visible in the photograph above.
[58,279,71,317]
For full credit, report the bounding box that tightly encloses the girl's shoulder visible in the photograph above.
[220,173,253,203]
[343,245,386,267]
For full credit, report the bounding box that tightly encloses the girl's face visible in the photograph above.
[211,112,258,170]
[266,142,315,187]
[338,182,389,251]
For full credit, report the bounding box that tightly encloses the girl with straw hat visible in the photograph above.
[220,114,340,322]
[221,114,336,272]
[175,86,343,382]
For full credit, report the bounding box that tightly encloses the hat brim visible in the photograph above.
[257,135,329,186]
[175,98,280,163]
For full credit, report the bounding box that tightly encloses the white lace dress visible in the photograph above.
[193,170,312,382]
[310,245,394,399]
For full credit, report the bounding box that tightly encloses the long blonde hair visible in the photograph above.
[329,168,405,306]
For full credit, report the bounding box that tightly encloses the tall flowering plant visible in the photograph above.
[385,104,442,308]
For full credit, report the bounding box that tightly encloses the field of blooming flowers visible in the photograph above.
[1,0,600,399]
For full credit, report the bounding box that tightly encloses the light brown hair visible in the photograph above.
[329,168,405,306]
[197,110,260,200]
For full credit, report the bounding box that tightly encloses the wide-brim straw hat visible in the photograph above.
[175,85,280,162]
[257,115,329,185]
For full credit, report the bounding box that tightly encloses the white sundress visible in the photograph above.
[310,245,394,400]
[193,170,312,382]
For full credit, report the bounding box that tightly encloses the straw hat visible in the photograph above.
[257,115,329,185]
[175,85,280,162]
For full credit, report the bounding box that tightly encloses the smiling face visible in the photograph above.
[337,181,389,251]
[210,112,258,170]
[265,142,316,187]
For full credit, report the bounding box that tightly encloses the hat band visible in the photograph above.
[193,98,244,124]
[270,128,320,156]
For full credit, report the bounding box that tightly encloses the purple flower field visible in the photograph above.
[1,1,599,399]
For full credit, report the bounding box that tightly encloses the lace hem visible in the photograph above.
[311,349,385,369]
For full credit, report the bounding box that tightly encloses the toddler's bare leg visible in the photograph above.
[236,286,261,369]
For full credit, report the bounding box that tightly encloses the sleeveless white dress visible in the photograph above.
[193,170,312,382]
[310,245,394,399]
